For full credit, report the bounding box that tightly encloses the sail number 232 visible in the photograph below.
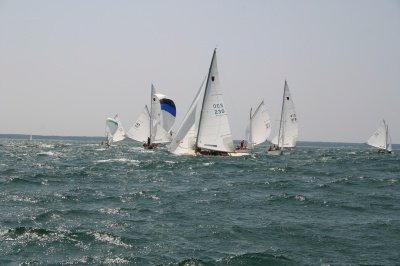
[213,103,225,115]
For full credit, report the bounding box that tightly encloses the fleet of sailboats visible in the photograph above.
[367,119,392,153]
[101,50,396,155]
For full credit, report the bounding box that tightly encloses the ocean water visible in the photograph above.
[0,139,399,265]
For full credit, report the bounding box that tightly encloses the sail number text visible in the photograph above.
[213,103,225,115]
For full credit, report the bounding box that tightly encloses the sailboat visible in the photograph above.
[245,100,272,151]
[126,85,176,149]
[268,80,298,155]
[104,114,126,146]
[367,119,392,153]
[169,49,248,156]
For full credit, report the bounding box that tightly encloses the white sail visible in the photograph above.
[271,80,298,148]
[105,115,126,144]
[169,79,205,155]
[196,50,234,152]
[159,95,177,133]
[247,100,271,149]
[126,105,151,142]
[151,89,173,144]
[387,130,392,152]
[367,120,392,152]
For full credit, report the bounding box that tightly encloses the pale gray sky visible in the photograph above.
[1,0,399,143]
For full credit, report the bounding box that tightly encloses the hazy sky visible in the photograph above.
[1,0,399,143]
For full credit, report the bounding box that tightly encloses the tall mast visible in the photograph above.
[249,107,253,148]
[195,49,216,150]
[149,84,155,143]
[384,119,388,151]
[277,80,287,149]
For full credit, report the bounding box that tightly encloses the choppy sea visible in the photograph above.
[0,138,399,265]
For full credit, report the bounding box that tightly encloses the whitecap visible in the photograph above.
[91,232,132,248]
[295,195,306,201]
[104,257,129,264]
[37,151,55,156]
[99,208,121,215]
[150,195,160,200]
[39,144,55,149]
[95,158,140,164]
[10,195,38,203]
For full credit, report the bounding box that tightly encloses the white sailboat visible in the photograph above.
[268,80,298,155]
[104,114,126,146]
[169,49,248,156]
[245,100,272,150]
[126,85,176,149]
[367,119,392,153]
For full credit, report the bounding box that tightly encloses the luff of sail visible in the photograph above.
[271,80,298,148]
[196,49,234,153]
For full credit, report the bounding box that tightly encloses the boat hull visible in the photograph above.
[267,149,283,156]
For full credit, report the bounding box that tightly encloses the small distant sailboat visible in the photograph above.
[367,119,392,153]
[104,114,126,146]
[169,49,248,156]
[29,135,33,141]
[126,84,176,149]
[245,100,272,151]
[268,80,298,155]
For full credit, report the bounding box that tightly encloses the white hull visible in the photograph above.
[229,150,251,157]
[267,149,283,156]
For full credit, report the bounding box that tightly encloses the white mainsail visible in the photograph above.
[271,80,298,148]
[246,100,271,149]
[126,105,151,142]
[196,49,235,153]
[105,114,126,144]
[367,120,392,152]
